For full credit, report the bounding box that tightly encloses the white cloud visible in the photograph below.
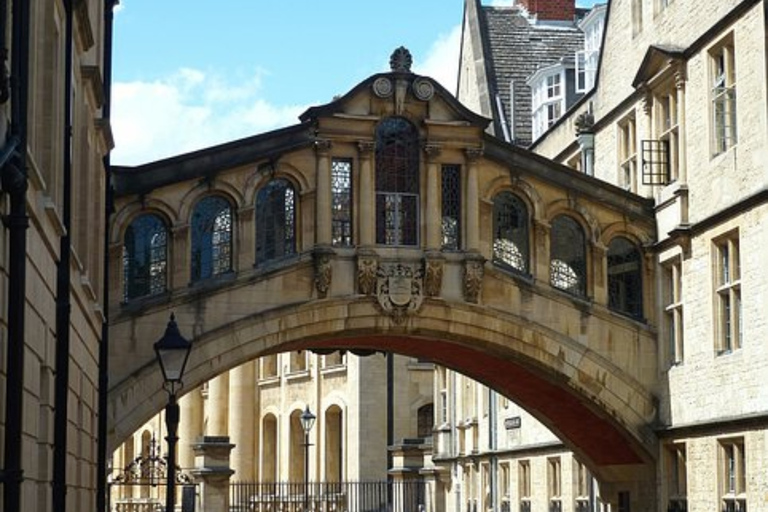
[414,24,462,95]
[111,69,307,165]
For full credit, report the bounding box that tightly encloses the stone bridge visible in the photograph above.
[108,51,658,490]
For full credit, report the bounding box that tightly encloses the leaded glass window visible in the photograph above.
[256,179,296,264]
[607,237,643,319]
[441,164,461,250]
[123,213,167,301]
[493,192,529,273]
[191,196,233,282]
[550,215,586,296]
[331,158,352,247]
[375,117,420,246]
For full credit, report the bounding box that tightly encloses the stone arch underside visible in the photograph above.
[108,297,658,478]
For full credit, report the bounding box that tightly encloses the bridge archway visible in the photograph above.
[109,51,659,495]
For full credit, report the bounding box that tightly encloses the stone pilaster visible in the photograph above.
[207,373,229,436]
[357,140,375,246]
[228,362,255,481]
[315,139,332,245]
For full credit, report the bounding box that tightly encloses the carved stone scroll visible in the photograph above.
[463,254,486,304]
[313,246,334,299]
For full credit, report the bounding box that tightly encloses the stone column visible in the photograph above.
[464,148,482,253]
[315,139,333,246]
[207,373,229,436]
[533,220,551,284]
[675,70,687,185]
[171,224,189,289]
[591,243,607,304]
[191,436,236,512]
[178,386,204,471]
[228,362,255,481]
[238,205,255,271]
[425,143,442,251]
[357,141,375,247]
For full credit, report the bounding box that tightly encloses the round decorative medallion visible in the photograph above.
[412,77,435,101]
[372,77,394,98]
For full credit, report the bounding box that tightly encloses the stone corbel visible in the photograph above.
[313,246,335,299]
[423,251,444,298]
[356,249,379,295]
[463,253,486,304]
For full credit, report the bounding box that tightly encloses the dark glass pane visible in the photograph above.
[441,165,461,250]
[191,196,233,282]
[375,117,420,246]
[550,215,586,296]
[256,179,296,264]
[123,214,167,300]
[608,237,643,318]
[493,192,529,273]
[331,159,353,247]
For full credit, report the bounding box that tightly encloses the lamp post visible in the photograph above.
[300,405,316,512]
[154,313,192,512]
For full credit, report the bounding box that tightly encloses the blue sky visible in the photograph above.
[112,0,603,165]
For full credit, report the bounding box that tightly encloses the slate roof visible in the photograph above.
[477,5,586,146]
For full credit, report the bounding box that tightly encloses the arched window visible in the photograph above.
[550,215,587,296]
[191,196,233,282]
[607,237,643,319]
[262,414,278,483]
[123,213,167,301]
[492,192,530,273]
[325,406,343,483]
[256,179,296,265]
[375,117,420,246]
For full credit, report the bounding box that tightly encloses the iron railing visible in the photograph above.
[231,481,425,512]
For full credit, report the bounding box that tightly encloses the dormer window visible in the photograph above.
[530,71,565,141]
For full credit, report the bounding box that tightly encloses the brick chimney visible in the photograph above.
[517,0,575,21]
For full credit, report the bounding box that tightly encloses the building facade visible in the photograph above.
[0,2,115,512]
[460,0,768,511]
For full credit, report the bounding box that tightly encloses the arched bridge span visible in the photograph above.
[109,59,659,484]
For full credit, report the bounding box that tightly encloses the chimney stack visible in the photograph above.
[517,0,575,22]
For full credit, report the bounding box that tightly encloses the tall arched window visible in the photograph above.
[493,192,530,273]
[550,215,587,296]
[607,237,643,319]
[375,117,420,246]
[256,179,296,265]
[123,213,167,301]
[325,406,343,483]
[262,414,278,483]
[191,195,233,282]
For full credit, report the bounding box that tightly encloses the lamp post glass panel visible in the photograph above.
[301,405,316,511]
[154,313,192,512]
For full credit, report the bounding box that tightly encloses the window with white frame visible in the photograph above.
[711,34,737,155]
[618,113,637,191]
[719,438,746,512]
[715,233,741,353]
[664,258,684,365]
[531,72,564,140]
[655,88,679,182]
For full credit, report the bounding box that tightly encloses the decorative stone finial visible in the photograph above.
[575,112,595,135]
[390,46,413,73]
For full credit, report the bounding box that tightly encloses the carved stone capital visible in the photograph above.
[314,139,332,154]
[465,147,484,162]
[424,143,442,161]
[357,141,375,158]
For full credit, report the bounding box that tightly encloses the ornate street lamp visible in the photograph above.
[300,405,316,512]
[154,313,192,512]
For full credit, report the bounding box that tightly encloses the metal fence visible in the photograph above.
[231,481,426,512]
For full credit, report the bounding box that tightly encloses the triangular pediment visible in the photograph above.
[632,45,685,89]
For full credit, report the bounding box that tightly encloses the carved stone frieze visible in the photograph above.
[463,255,486,304]
[313,247,334,299]
[375,262,424,324]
